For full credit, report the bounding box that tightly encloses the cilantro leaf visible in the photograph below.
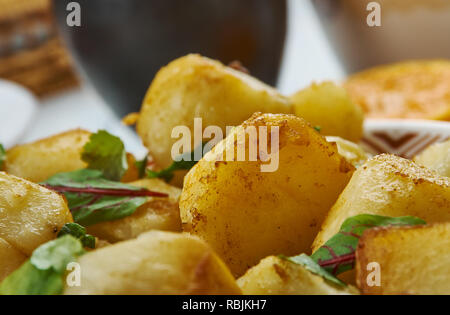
[0,236,84,295]
[147,142,209,182]
[314,126,322,133]
[42,169,168,226]
[58,223,96,249]
[280,254,346,287]
[81,130,128,181]
[311,214,426,276]
[0,144,5,170]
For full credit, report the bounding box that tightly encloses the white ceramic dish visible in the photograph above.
[0,80,38,148]
[362,119,450,159]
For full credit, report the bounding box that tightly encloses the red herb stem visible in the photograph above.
[42,185,168,198]
[318,253,356,268]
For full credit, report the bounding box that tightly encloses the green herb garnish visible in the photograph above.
[82,130,128,181]
[0,236,85,295]
[42,169,167,226]
[311,214,426,276]
[58,223,96,249]
[147,142,209,182]
[281,214,425,286]
[280,254,346,287]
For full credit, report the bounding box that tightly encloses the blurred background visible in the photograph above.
[0,0,449,154]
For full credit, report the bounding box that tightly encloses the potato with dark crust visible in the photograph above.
[64,231,241,295]
[136,54,292,185]
[313,154,450,252]
[180,113,355,277]
[356,223,450,295]
[345,60,450,120]
[87,178,182,243]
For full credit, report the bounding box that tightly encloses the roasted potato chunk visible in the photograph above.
[180,113,355,276]
[0,238,27,282]
[345,60,450,120]
[136,54,292,172]
[313,154,450,251]
[356,223,450,295]
[64,231,241,295]
[0,172,73,255]
[238,256,358,295]
[5,129,91,182]
[414,139,450,177]
[87,179,182,243]
[290,82,364,142]
[326,136,371,168]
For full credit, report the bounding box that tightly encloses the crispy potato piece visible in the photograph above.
[326,136,371,168]
[5,129,91,182]
[356,223,450,295]
[313,154,450,251]
[238,256,359,295]
[414,139,450,177]
[291,82,364,142]
[180,113,355,276]
[136,54,292,172]
[64,231,241,295]
[345,60,450,120]
[0,238,27,282]
[87,179,182,243]
[0,172,73,255]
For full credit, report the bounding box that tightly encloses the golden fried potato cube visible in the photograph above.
[291,82,364,142]
[5,129,91,182]
[64,231,241,295]
[87,179,182,243]
[414,139,450,177]
[0,172,73,255]
[238,256,359,295]
[0,238,27,282]
[356,223,450,295]
[136,54,292,172]
[180,113,355,276]
[345,60,450,120]
[313,154,450,251]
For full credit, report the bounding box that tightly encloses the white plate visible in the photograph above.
[0,80,38,148]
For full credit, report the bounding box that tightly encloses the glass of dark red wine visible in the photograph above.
[53,0,287,117]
